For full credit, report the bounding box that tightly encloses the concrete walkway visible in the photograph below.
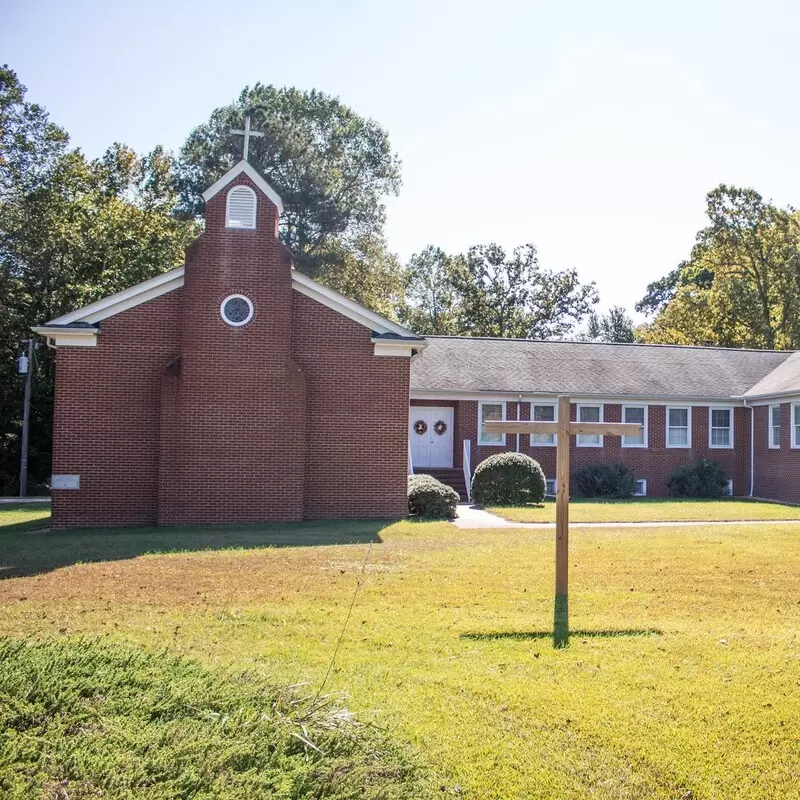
[452,503,800,530]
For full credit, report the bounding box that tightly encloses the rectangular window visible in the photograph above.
[634,479,647,497]
[622,405,647,447]
[545,478,556,496]
[666,406,691,448]
[792,404,800,449]
[478,401,505,446]
[709,407,733,449]
[576,404,603,447]
[531,403,556,446]
[769,404,781,449]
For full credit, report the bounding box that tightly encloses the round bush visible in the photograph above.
[471,452,546,506]
[573,462,637,499]
[408,474,459,519]
[667,458,731,498]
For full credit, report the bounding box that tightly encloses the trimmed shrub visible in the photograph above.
[667,458,731,498]
[408,474,459,519]
[573,462,637,499]
[471,452,546,506]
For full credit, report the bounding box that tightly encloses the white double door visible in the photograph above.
[409,407,454,468]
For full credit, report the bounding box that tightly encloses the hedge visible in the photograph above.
[471,452,546,506]
[408,474,459,519]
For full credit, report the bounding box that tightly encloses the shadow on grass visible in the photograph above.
[461,629,661,641]
[0,519,392,580]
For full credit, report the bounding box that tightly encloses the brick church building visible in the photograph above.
[36,158,800,528]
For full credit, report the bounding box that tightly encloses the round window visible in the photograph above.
[220,294,254,327]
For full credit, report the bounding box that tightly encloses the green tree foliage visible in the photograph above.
[581,305,636,343]
[638,185,800,349]
[177,84,402,283]
[400,245,466,335]
[451,243,598,339]
[0,66,197,492]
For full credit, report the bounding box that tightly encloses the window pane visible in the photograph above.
[480,403,503,443]
[771,427,780,447]
[711,409,730,429]
[771,406,781,427]
[532,404,555,444]
[623,406,645,445]
[711,427,730,447]
[579,406,600,423]
[668,408,688,428]
[668,427,689,446]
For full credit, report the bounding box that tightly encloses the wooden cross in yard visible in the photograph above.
[484,395,642,648]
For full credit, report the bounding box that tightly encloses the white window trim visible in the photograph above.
[220,294,254,327]
[545,478,556,496]
[621,405,648,448]
[225,185,257,229]
[478,401,506,446]
[768,404,781,450]
[708,405,734,449]
[530,402,557,447]
[576,403,604,448]
[634,479,647,497]
[792,403,800,449]
[666,406,692,449]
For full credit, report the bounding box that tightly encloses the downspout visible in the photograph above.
[744,400,754,497]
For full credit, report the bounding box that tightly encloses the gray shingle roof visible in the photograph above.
[743,351,800,398]
[410,336,796,399]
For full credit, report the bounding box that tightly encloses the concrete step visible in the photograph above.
[417,468,469,501]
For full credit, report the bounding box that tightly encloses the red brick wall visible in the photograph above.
[50,172,412,528]
[51,290,182,528]
[440,400,753,498]
[753,403,800,502]
[293,294,410,518]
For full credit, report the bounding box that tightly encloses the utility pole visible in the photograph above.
[18,339,34,498]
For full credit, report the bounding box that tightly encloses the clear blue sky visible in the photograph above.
[4,0,800,317]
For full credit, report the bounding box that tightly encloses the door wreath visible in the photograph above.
[433,420,448,436]
[413,420,428,435]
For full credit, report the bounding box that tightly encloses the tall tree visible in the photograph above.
[1,66,197,492]
[580,306,636,343]
[450,243,598,339]
[400,245,465,335]
[638,185,800,349]
[177,84,402,284]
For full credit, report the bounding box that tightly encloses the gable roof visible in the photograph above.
[33,265,420,345]
[410,336,795,400]
[201,160,283,214]
[742,351,800,399]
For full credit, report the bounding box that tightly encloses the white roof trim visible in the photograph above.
[35,262,421,345]
[44,267,185,326]
[201,160,283,215]
[292,270,420,338]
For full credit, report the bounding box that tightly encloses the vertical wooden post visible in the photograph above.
[554,394,571,647]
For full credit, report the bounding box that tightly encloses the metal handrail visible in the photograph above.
[408,440,414,475]
[463,439,471,501]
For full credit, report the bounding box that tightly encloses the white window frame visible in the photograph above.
[769,404,781,449]
[225,185,257,229]
[478,401,506,446]
[708,406,734,449]
[545,478,556,496]
[530,402,557,447]
[792,404,800,449]
[576,403,603,447]
[634,479,647,497]
[220,294,254,327]
[621,405,648,448]
[666,406,692,449]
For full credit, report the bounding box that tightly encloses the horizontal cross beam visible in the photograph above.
[483,420,642,437]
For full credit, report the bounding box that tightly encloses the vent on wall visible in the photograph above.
[226,186,257,229]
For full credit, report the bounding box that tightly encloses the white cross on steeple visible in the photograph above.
[232,115,264,161]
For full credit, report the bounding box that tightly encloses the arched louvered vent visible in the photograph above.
[225,185,257,229]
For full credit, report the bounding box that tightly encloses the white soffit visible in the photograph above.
[202,160,284,215]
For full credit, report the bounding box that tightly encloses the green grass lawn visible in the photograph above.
[490,496,800,523]
[1,509,799,798]
[0,501,51,533]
